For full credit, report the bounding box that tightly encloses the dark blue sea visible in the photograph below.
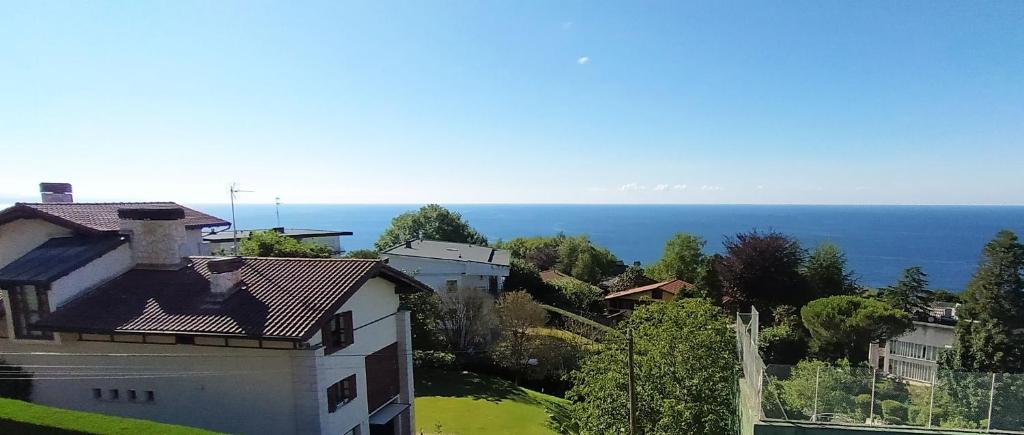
[189,204,1024,291]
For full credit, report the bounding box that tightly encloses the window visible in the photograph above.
[92,388,102,399]
[145,391,155,402]
[323,311,354,354]
[128,390,138,401]
[445,279,458,293]
[327,375,357,413]
[8,285,53,340]
[109,389,119,400]
[651,289,663,300]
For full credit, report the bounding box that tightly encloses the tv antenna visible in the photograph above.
[229,182,254,255]
[275,197,282,227]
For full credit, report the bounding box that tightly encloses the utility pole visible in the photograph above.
[274,197,281,227]
[229,183,253,255]
[627,328,638,435]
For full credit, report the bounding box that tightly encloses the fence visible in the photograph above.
[737,309,1024,434]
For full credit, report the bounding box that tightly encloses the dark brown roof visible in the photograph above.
[539,269,576,284]
[0,202,229,234]
[35,258,429,340]
[604,279,693,300]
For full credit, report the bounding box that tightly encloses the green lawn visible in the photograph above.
[415,368,572,435]
[0,398,219,434]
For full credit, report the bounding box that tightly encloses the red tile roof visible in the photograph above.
[539,269,576,284]
[603,279,693,300]
[0,202,229,233]
[35,258,429,340]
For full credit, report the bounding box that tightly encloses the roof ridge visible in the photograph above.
[189,256,380,262]
[20,201,179,205]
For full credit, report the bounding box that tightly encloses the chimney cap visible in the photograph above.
[207,257,244,274]
[39,182,73,194]
[117,207,185,221]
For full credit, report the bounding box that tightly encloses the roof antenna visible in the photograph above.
[229,182,254,255]
[274,197,281,227]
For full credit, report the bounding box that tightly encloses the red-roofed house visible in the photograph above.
[0,183,427,434]
[604,279,694,312]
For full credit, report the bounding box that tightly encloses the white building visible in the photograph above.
[869,320,956,384]
[0,183,429,434]
[204,227,353,256]
[381,239,510,294]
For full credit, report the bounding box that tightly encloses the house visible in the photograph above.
[381,239,510,294]
[539,269,575,285]
[604,279,693,312]
[868,307,959,384]
[204,227,354,256]
[0,183,429,435]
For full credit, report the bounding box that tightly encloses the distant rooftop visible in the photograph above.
[0,202,228,233]
[203,228,352,242]
[382,239,511,266]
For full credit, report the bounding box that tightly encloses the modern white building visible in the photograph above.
[204,227,353,256]
[0,183,428,435]
[869,320,956,384]
[381,239,510,294]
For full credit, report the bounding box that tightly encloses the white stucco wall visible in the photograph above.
[382,255,509,293]
[49,244,133,308]
[0,218,74,268]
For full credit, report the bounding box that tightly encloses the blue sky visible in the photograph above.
[1,1,1021,204]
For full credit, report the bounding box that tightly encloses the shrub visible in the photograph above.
[413,351,457,369]
[881,399,908,422]
[854,394,873,421]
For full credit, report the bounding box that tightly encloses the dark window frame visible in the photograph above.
[8,285,53,340]
[327,374,357,413]
[323,311,354,355]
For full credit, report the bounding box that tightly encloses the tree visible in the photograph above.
[801,295,912,363]
[504,258,558,303]
[375,204,487,251]
[492,292,548,380]
[497,234,620,284]
[774,359,868,420]
[694,254,725,301]
[342,249,379,259]
[758,305,809,364]
[879,266,933,315]
[943,230,1024,373]
[238,230,333,258]
[606,265,656,293]
[803,242,858,297]
[0,359,31,401]
[435,288,497,354]
[647,233,706,283]
[496,235,563,270]
[568,299,737,435]
[717,230,808,313]
[550,278,603,312]
[399,292,444,351]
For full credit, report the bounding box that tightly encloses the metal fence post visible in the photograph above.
[757,367,765,420]
[986,373,996,433]
[927,369,937,428]
[869,369,877,421]
[812,366,821,422]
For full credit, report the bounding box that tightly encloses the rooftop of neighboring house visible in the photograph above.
[202,227,353,242]
[539,269,576,284]
[0,202,229,233]
[604,278,694,300]
[382,239,511,267]
[33,257,428,340]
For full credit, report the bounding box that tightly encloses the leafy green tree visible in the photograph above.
[694,254,725,301]
[717,230,808,313]
[803,242,858,297]
[550,278,603,312]
[497,234,619,284]
[879,266,933,314]
[943,230,1024,373]
[399,292,445,351]
[775,359,867,420]
[492,291,548,380]
[647,233,706,283]
[606,265,656,293]
[758,305,809,364]
[504,258,558,304]
[375,204,487,251]
[342,249,379,259]
[801,295,912,363]
[238,230,333,258]
[496,235,563,270]
[568,299,737,435]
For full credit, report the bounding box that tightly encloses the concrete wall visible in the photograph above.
[879,322,956,383]
[49,244,133,309]
[382,255,508,293]
[0,219,74,268]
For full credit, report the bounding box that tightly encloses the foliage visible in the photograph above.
[758,305,808,364]
[568,299,737,435]
[717,230,808,313]
[435,288,497,354]
[879,266,933,314]
[0,397,217,434]
[943,230,1024,373]
[342,249,379,259]
[694,254,725,301]
[931,289,962,304]
[492,292,549,379]
[497,234,620,284]
[505,259,559,304]
[802,242,858,297]
[801,295,912,363]
[413,351,457,370]
[549,278,603,312]
[646,233,706,283]
[606,265,656,293]
[400,292,445,351]
[880,399,907,423]
[375,204,488,251]
[238,230,333,258]
[0,360,30,401]
[775,359,867,420]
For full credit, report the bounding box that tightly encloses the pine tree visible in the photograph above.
[880,266,933,315]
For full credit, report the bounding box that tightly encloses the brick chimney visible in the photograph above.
[118,207,188,269]
[207,257,244,301]
[39,182,73,203]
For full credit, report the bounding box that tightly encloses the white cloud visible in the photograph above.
[577,56,590,65]
[671,184,687,191]
[587,187,607,192]
[700,185,723,191]
[618,182,646,192]
[653,184,669,191]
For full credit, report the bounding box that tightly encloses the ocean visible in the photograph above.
[189,204,1024,291]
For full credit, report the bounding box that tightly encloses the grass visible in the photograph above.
[415,368,572,435]
[0,398,219,434]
